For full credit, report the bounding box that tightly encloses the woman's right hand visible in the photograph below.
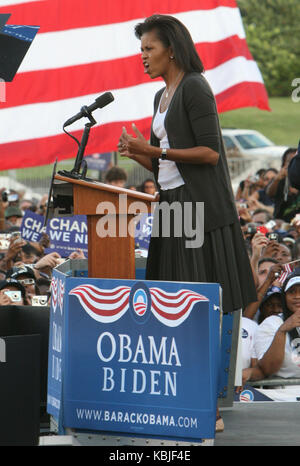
[279,310,300,333]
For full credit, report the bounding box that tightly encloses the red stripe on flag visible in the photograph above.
[0,84,270,169]
[1,37,253,110]
[216,82,270,112]
[0,118,152,169]
[1,0,238,33]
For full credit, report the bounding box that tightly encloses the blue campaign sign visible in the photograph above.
[47,271,66,424]
[45,215,88,258]
[21,210,45,242]
[135,214,152,250]
[47,271,221,441]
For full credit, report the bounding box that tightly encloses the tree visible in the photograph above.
[237,0,300,96]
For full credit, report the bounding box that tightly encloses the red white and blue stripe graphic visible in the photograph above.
[69,284,131,323]
[149,287,209,327]
[51,276,58,312]
[69,283,208,326]
[0,0,269,170]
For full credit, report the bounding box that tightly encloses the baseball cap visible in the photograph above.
[261,286,282,305]
[0,278,26,299]
[7,265,35,281]
[5,206,23,219]
[284,276,300,292]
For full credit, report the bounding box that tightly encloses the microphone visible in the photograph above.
[63,92,114,127]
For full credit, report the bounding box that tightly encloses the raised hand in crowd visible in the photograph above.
[3,236,27,271]
[34,251,62,278]
[68,248,86,260]
[250,231,269,285]
[0,289,16,306]
[30,232,51,256]
[243,263,284,321]
[237,203,252,224]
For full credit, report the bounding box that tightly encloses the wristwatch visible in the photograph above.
[160,148,167,160]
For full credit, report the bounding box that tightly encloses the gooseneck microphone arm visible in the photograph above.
[58,92,114,180]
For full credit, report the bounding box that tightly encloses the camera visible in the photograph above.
[266,232,279,241]
[4,290,22,302]
[31,295,48,306]
[1,190,19,203]
[246,224,259,236]
[0,233,11,250]
[10,231,22,244]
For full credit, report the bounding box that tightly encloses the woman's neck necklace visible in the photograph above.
[164,71,184,99]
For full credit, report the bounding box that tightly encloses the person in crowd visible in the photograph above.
[105,166,128,188]
[251,208,272,225]
[20,198,35,213]
[7,265,39,305]
[262,240,292,264]
[140,178,156,195]
[37,194,48,216]
[4,205,23,228]
[256,257,281,288]
[235,169,266,202]
[266,147,299,223]
[247,168,278,214]
[244,259,283,322]
[241,315,258,371]
[0,278,28,306]
[249,271,300,381]
[288,140,300,189]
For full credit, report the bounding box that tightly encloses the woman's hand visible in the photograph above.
[279,310,300,334]
[118,124,150,158]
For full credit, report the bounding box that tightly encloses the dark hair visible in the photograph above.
[140,178,156,191]
[105,166,127,183]
[281,147,297,168]
[265,168,278,175]
[21,243,40,257]
[258,257,279,267]
[134,14,204,74]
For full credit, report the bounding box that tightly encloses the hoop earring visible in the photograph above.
[170,56,174,59]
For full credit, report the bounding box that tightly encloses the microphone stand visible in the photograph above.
[58,106,97,180]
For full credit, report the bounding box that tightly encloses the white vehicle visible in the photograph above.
[222,128,288,159]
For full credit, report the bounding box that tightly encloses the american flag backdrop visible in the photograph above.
[0,0,270,170]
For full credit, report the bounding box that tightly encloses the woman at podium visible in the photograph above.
[118,14,257,316]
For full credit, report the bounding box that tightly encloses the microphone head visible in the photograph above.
[96,92,114,108]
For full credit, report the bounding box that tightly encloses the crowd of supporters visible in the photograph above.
[1,150,300,387]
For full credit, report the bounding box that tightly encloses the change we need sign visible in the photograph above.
[20,211,88,257]
[55,277,220,441]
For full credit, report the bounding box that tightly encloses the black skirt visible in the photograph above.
[146,185,257,314]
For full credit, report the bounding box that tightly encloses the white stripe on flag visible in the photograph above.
[18,8,246,73]
[0,59,263,144]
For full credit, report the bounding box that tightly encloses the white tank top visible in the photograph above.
[152,105,185,191]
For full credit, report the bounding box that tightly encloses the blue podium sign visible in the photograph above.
[47,270,221,442]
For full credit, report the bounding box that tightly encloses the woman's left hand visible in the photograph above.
[118,124,149,157]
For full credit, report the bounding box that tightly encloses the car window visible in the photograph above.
[235,134,271,149]
[223,136,237,150]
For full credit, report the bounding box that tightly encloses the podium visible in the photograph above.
[52,174,155,279]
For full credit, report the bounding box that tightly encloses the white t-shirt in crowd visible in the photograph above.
[255,314,300,378]
[241,317,258,369]
[152,104,185,191]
